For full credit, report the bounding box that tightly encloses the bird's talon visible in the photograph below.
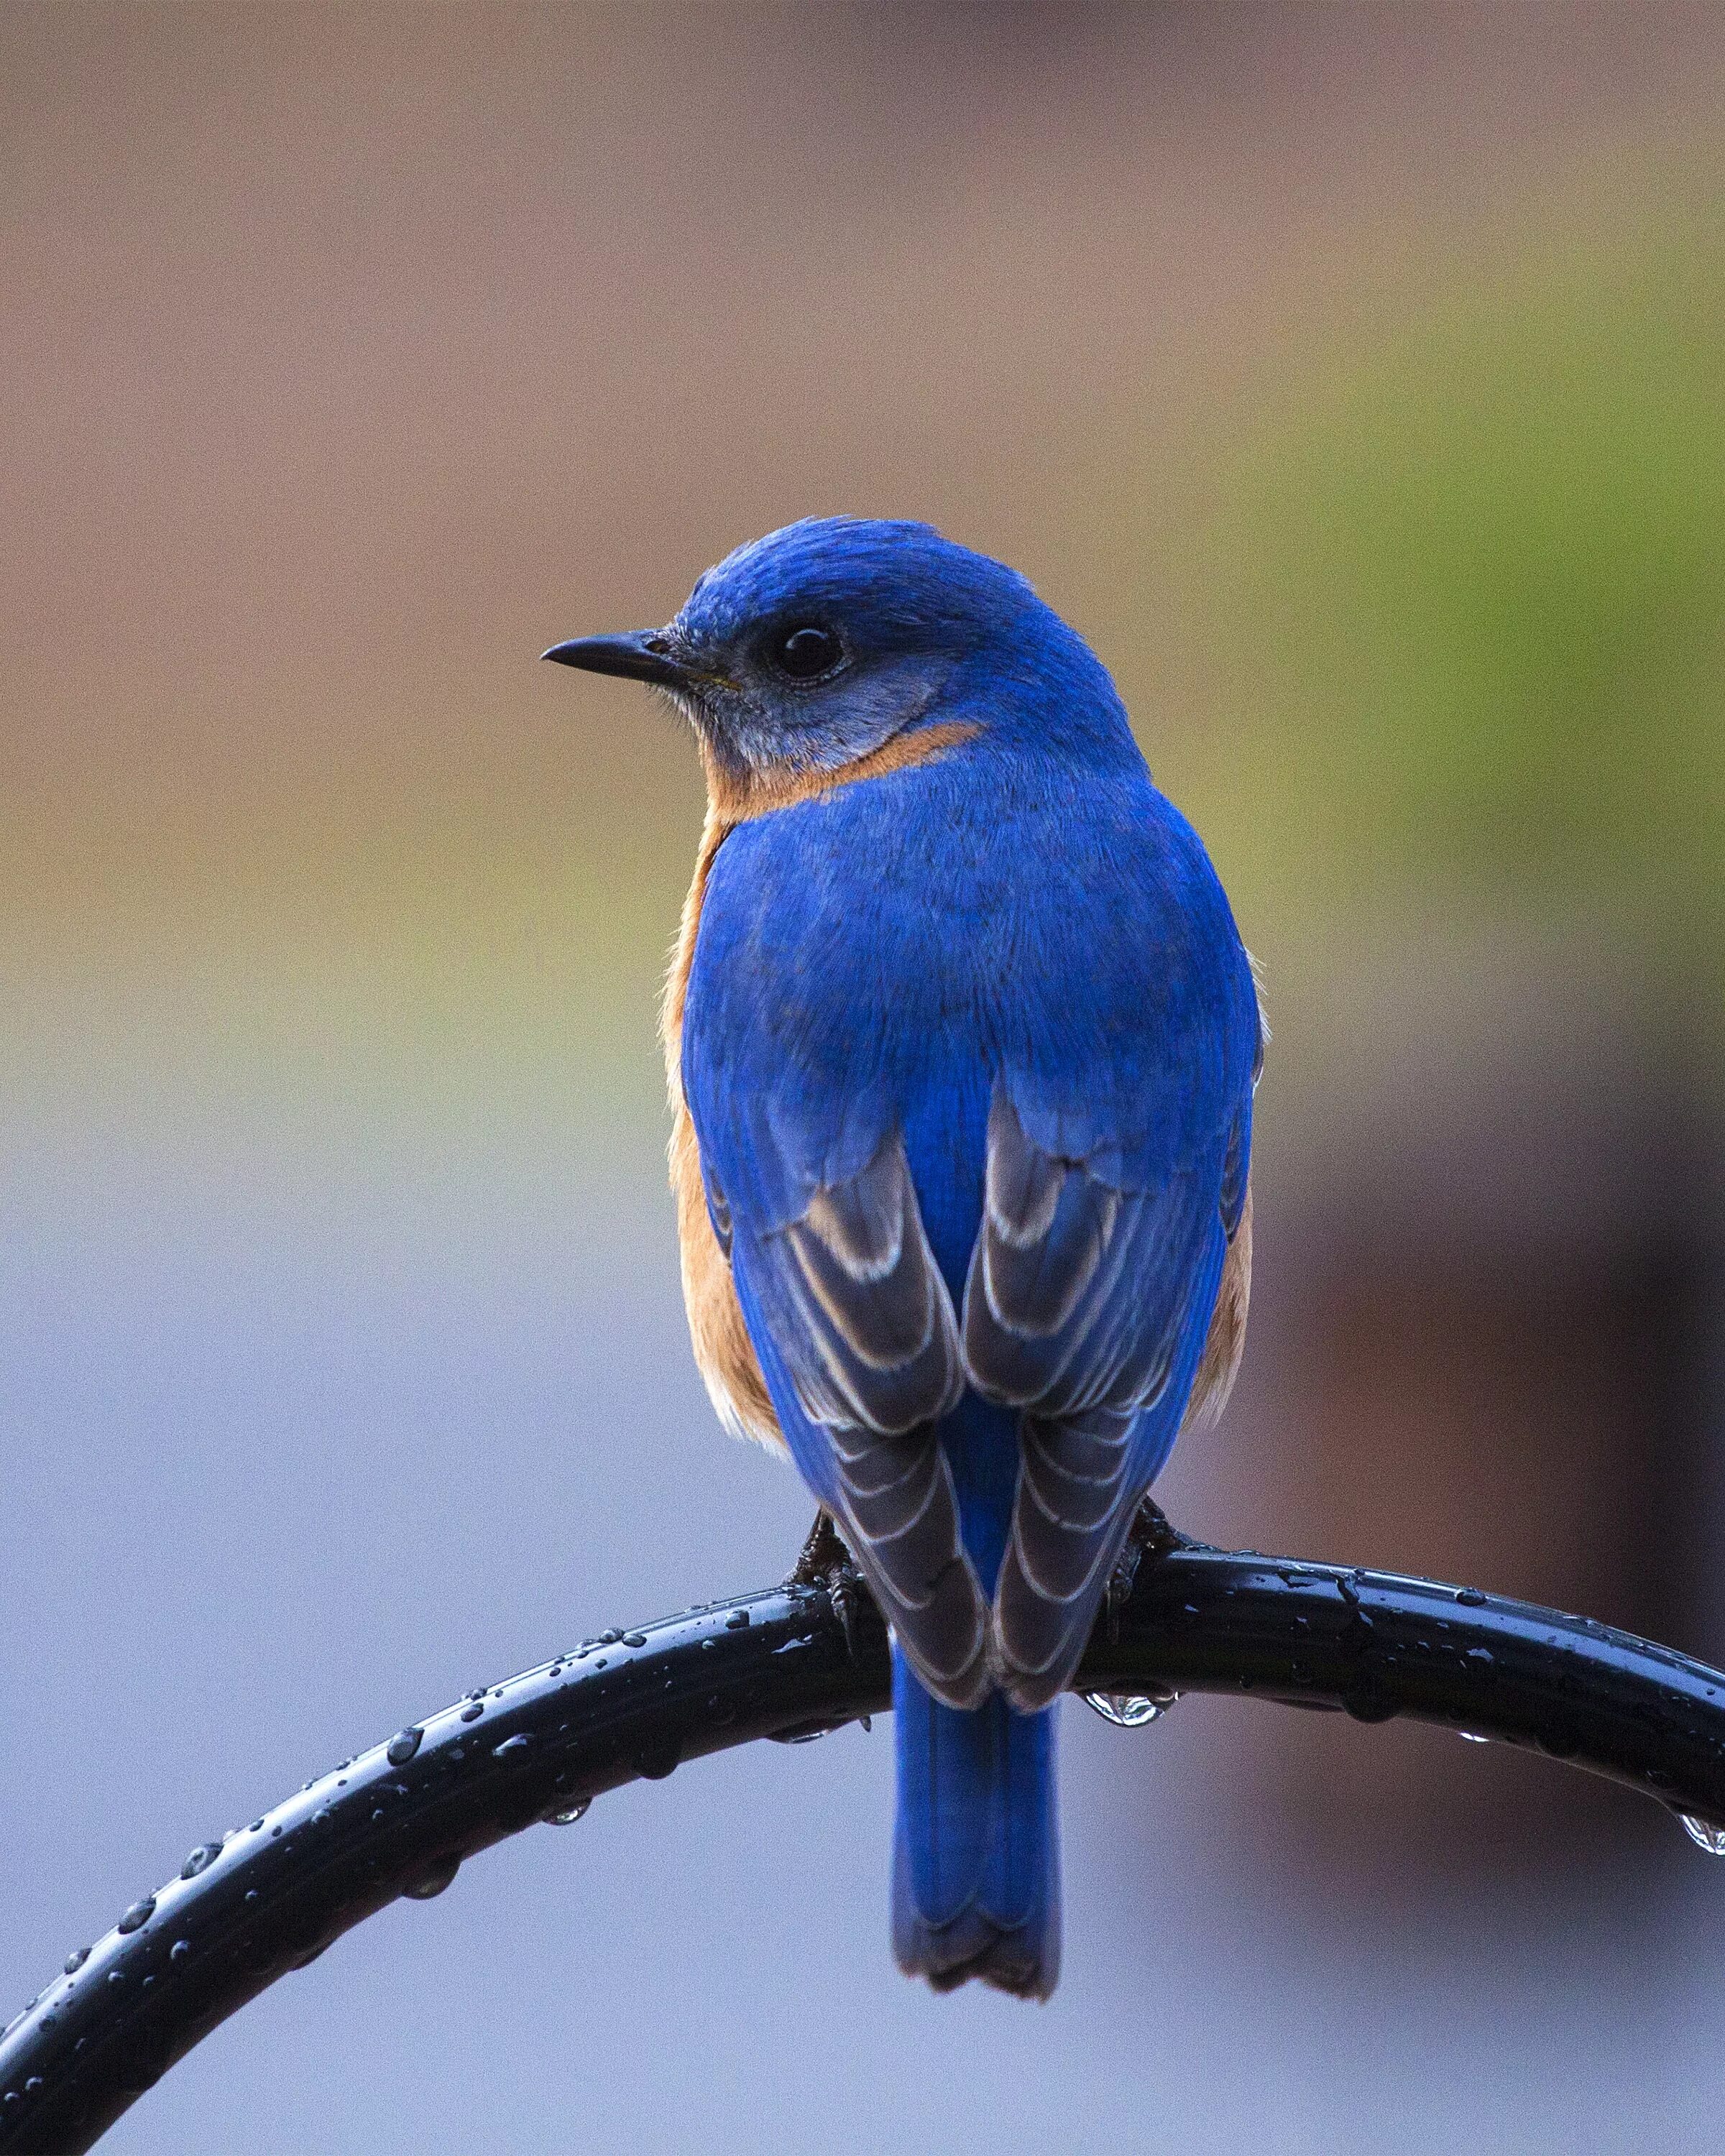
[831,1571,860,1658]
[788,1512,867,1656]
[788,1509,849,1588]
[1128,1498,1192,1560]
[1105,1501,1193,1639]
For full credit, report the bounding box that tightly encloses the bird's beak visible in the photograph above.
[540,629,696,691]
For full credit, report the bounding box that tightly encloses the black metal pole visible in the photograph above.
[6,1534,1725,2153]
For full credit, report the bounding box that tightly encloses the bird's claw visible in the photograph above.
[1104,1498,1192,1642]
[789,1508,850,1586]
[788,1510,867,1659]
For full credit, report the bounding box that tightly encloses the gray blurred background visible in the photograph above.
[5,4,1725,2149]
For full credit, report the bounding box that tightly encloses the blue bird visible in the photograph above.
[545,518,1260,1999]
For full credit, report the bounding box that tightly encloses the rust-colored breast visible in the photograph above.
[702,719,983,823]
[1183,1184,1253,1433]
[663,806,783,1451]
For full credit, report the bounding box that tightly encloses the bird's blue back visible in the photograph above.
[686,740,1255,1575]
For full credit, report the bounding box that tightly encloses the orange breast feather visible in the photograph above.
[663,803,784,1452]
[1182,1185,1253,1433]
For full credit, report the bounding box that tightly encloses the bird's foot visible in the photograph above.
[788,1509,866,1659]
[1126,1497,1193,1562]
[1103,1498,1194,1643]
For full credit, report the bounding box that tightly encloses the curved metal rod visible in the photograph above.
[6,1531,1725,2152]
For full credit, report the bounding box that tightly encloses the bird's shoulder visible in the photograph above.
[692,741,1217,965]
[687,747,1252,1095]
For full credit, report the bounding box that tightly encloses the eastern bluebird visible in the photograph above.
[545,519,1260,2000]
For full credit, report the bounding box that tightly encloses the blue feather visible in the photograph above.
[892,1646,1061,2001]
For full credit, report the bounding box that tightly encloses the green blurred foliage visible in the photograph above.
[1202,218,1725,950]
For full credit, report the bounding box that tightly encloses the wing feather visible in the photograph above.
[730,1131,990,1709]
[965,1089,1228,1708]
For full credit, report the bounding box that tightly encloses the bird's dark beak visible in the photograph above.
[540,630,694,691]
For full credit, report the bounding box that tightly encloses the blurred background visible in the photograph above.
[4,4,1724,2149]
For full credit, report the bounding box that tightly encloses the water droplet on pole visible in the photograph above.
[1083,1692,1167,1729]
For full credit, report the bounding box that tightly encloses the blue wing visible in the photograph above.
[682,764,1259,1714]
[684,802,995,1709]
[724,1125,992,1709]
[967,1083,1250,1707]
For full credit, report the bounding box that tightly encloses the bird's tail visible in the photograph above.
[890,1647,1060,2000]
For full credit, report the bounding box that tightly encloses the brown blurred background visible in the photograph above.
[5,5,1725,2150]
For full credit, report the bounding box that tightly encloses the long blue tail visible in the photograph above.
[891,1649,1060,1999]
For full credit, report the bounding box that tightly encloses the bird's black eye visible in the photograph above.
[771,623,843,681]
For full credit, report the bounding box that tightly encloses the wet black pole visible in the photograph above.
[6,1531,1725,2153]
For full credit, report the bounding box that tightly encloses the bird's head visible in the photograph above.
[543,517,1117,796]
